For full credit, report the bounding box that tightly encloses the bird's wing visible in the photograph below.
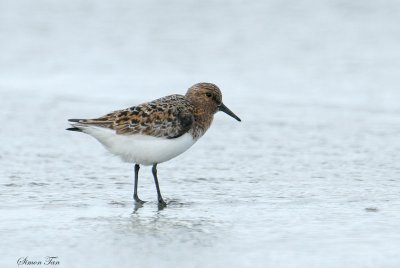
[68,94,194,139]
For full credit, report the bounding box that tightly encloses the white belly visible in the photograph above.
[82,126,196,165]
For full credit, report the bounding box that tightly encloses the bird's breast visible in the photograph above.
[84,126,196,165]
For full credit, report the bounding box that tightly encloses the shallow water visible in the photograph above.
[1,0,400,267]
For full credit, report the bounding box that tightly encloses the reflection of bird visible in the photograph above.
[67,83,241,207]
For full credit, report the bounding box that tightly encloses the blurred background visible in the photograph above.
[1,0,400,267]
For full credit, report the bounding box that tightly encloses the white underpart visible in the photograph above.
[74,125,196,166]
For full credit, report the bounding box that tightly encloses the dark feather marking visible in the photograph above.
[179,114,193,128]
[66,127,82,132]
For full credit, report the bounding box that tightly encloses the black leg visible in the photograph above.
[133,164,144,204]
[152,164,166,207]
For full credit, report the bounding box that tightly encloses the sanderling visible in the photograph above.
[67,82,241,206]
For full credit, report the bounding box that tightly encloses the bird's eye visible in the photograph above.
[206,92,212,98]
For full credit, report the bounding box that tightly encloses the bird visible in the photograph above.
[67,82,241,207]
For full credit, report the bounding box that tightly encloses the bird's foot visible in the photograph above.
[134,195,145,204]
[158,198,167,208]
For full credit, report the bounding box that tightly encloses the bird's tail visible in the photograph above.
[66,119,87,132]
[66,118,113,132]
[66,127,82,132]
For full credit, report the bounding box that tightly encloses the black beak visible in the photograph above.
[218,103,241,122]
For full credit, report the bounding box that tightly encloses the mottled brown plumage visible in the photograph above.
[69,83,239,140]
[73,94,194,139]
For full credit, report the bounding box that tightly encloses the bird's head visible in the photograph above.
[186,83,241,122]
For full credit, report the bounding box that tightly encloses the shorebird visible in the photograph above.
[67,83,241,206]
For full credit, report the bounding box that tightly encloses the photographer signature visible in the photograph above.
[17,256,59,266]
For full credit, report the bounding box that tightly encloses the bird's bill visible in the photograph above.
[218,103,241,122]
